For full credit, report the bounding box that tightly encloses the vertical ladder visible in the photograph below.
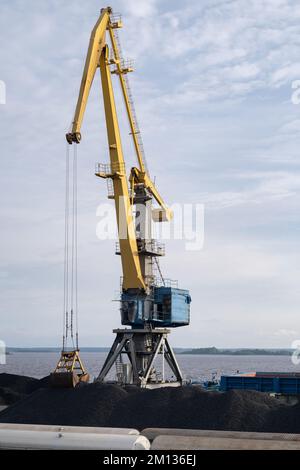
[109,25,149,174]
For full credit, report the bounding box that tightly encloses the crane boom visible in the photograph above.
[66,8,145,290]
[98,45,145,290]
[108,26,173,222]
[67,7,110,144]
[108,26,146,173]
[67,7,173,223]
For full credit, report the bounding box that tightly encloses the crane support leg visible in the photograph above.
[96,328,183,388]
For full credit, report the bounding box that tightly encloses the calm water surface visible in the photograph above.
[0,352,298,382]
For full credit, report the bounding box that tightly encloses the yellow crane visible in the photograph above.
[54,7,191,388]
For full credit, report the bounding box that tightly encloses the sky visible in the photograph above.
[1,0,300,348]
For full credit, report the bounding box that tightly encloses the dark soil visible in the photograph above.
[0,373,299,432]
[0,373,48,405]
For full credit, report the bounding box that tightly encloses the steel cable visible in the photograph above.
[63,143,79,351]
[63,143,70,350]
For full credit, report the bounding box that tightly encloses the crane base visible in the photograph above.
[96,328,183,388]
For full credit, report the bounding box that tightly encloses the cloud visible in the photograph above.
[273,329,298,337]
[271,64,300,88]
[121,0,300,106]
[0,0,300,348]
[279,119,300,134]
[122,0,158,18]
[195,171,300,210]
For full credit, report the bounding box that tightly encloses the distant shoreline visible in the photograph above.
[6,347,294,356]
[179,347,293,356]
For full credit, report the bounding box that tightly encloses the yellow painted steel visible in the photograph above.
[108,27,145,173]
[129,168,173,222]
[109,27,173,221]
[54,350,87,375]
[68,8,110,142]
[52,350,90,387]
[66,8,172,290]
[66,8,145,290]
[98,45,145,290]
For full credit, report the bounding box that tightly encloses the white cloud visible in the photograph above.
[123,0,157,18]
[0,0,300,348]
[224,63,260,80]
[197,171,300,210]
[279,119,300,134]
[273,329,298,337]
[271,64,300,88]
[120,0,300,105]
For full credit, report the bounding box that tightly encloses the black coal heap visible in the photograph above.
[0,373,298,433]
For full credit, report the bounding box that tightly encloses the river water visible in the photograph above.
[1,352,298,382]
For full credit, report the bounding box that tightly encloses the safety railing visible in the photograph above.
[110,13,122,25]
[115,239,165,256]
[118,274,177,289]
[95,162,125,176]
[153,277,178,289]
[111,58,134,74]
[137,239,165,256]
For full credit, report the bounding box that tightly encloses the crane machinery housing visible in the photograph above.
[57,6,191,388]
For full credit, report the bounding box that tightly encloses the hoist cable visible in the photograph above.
[71,143,79,350]
[63,143,70,350]
[74,144,79,350]
[62,142,79,351]
[70,145,76,348]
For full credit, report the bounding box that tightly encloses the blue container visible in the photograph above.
[153,287,191,327]
[220,375,300,395]
[120,287,191,327]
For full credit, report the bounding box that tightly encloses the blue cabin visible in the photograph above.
[120,287,191,328]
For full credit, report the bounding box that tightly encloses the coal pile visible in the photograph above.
[0,382,128,427]
[0,373,45,405]
[1,374,299,432]
[0,373,40,395]
[109,386,281,432]
[0,387,24,406]
[265,401,300,434]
